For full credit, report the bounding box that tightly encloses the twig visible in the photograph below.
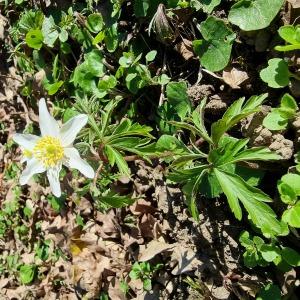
[201,67,223,80]
[93,161,103,187]
[158,51,167,107]
[0,74,23,83]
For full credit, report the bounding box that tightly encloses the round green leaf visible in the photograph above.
[260,244,281,262]
[260,58,290,88]
[228,0,284,31]
[193,16,236,72]
[87,13,104,33]
[281,247,300,266]
[282,203,300,228]
[25,29,43,50]
[19,264,36,285]
[281,173,300,195]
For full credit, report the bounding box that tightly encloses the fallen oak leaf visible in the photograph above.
[138,239,175,262]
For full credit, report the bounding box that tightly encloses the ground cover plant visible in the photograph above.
[0,0,300,299]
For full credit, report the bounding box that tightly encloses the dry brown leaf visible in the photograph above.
[175,39,194,60]
[138,239,175,262]
[130,199,158,215]
[71,248,111,298]
[171,245,201,275]
[108,277,127,300]
[223,67,249,89]
[287,0,300,8]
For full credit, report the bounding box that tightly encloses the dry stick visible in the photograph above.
[17,97,31,125]
[158,50,167,107]
[0,74,23,83]
[93,161,103,187]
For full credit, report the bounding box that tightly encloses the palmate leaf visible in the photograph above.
[100,191,135,208]
[214,168,283,236]
[105,144,130,176]
[209,136,280,167]
[211,94,268,146]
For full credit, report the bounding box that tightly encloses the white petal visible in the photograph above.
[20,158,46,185]
[64,147,95,178]
[47,166,62,197]
[60,114,88,147]
[13,133,39,150]
[39,98,60,137]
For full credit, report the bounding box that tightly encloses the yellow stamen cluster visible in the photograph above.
[33,136,64,168]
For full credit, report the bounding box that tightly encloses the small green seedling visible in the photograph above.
[275,25,300,52]
[278,173,300,228]
[263,93,298,130]
[260,58,300,88]
[129,262,162,291]
[239,231,300,271]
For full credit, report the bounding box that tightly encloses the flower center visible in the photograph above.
[33,136,64,168]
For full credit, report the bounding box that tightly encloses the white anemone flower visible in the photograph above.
[13,98,95,197]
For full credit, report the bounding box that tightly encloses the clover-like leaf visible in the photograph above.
[193,16,236,72]
[228,0,284,31]
[260,58,290,88]
[275,25,300,51]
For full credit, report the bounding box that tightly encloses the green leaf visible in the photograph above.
[191,0,221,13]
[282,202,300,228]
[59,28,68,42]
[134,0,150,17]
[260,244,281,262]
[209,137,279,167]
[228,0,284,31]
[100,191,135,208]
[280,173,300,196]
[143,278,152,291]
[44,80,64,95]
[42,16,59,47]
[281,93,298,110]
[256,284,281,300]
[104,23,119,52]
[278,182,297,204]
[25,29,43,50]
[225,146,280,164]
[166,81,191,120]
[156,135,190,155]
[191,98,212,144]
[145,50,157,62]
[198,170,223,198]
[214,168,283,236]
[260,58,290,88]
[211,94,267,146]
[263,109,290,130]
[263,93,297,130]
[275,25,300,50]
[193,16,236,72]
[87,13,104,33]
[239,231,253,248]
[19,264,36,284]
[86,50,105,77]
[281,247,300,267]
[105,145,130,176]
